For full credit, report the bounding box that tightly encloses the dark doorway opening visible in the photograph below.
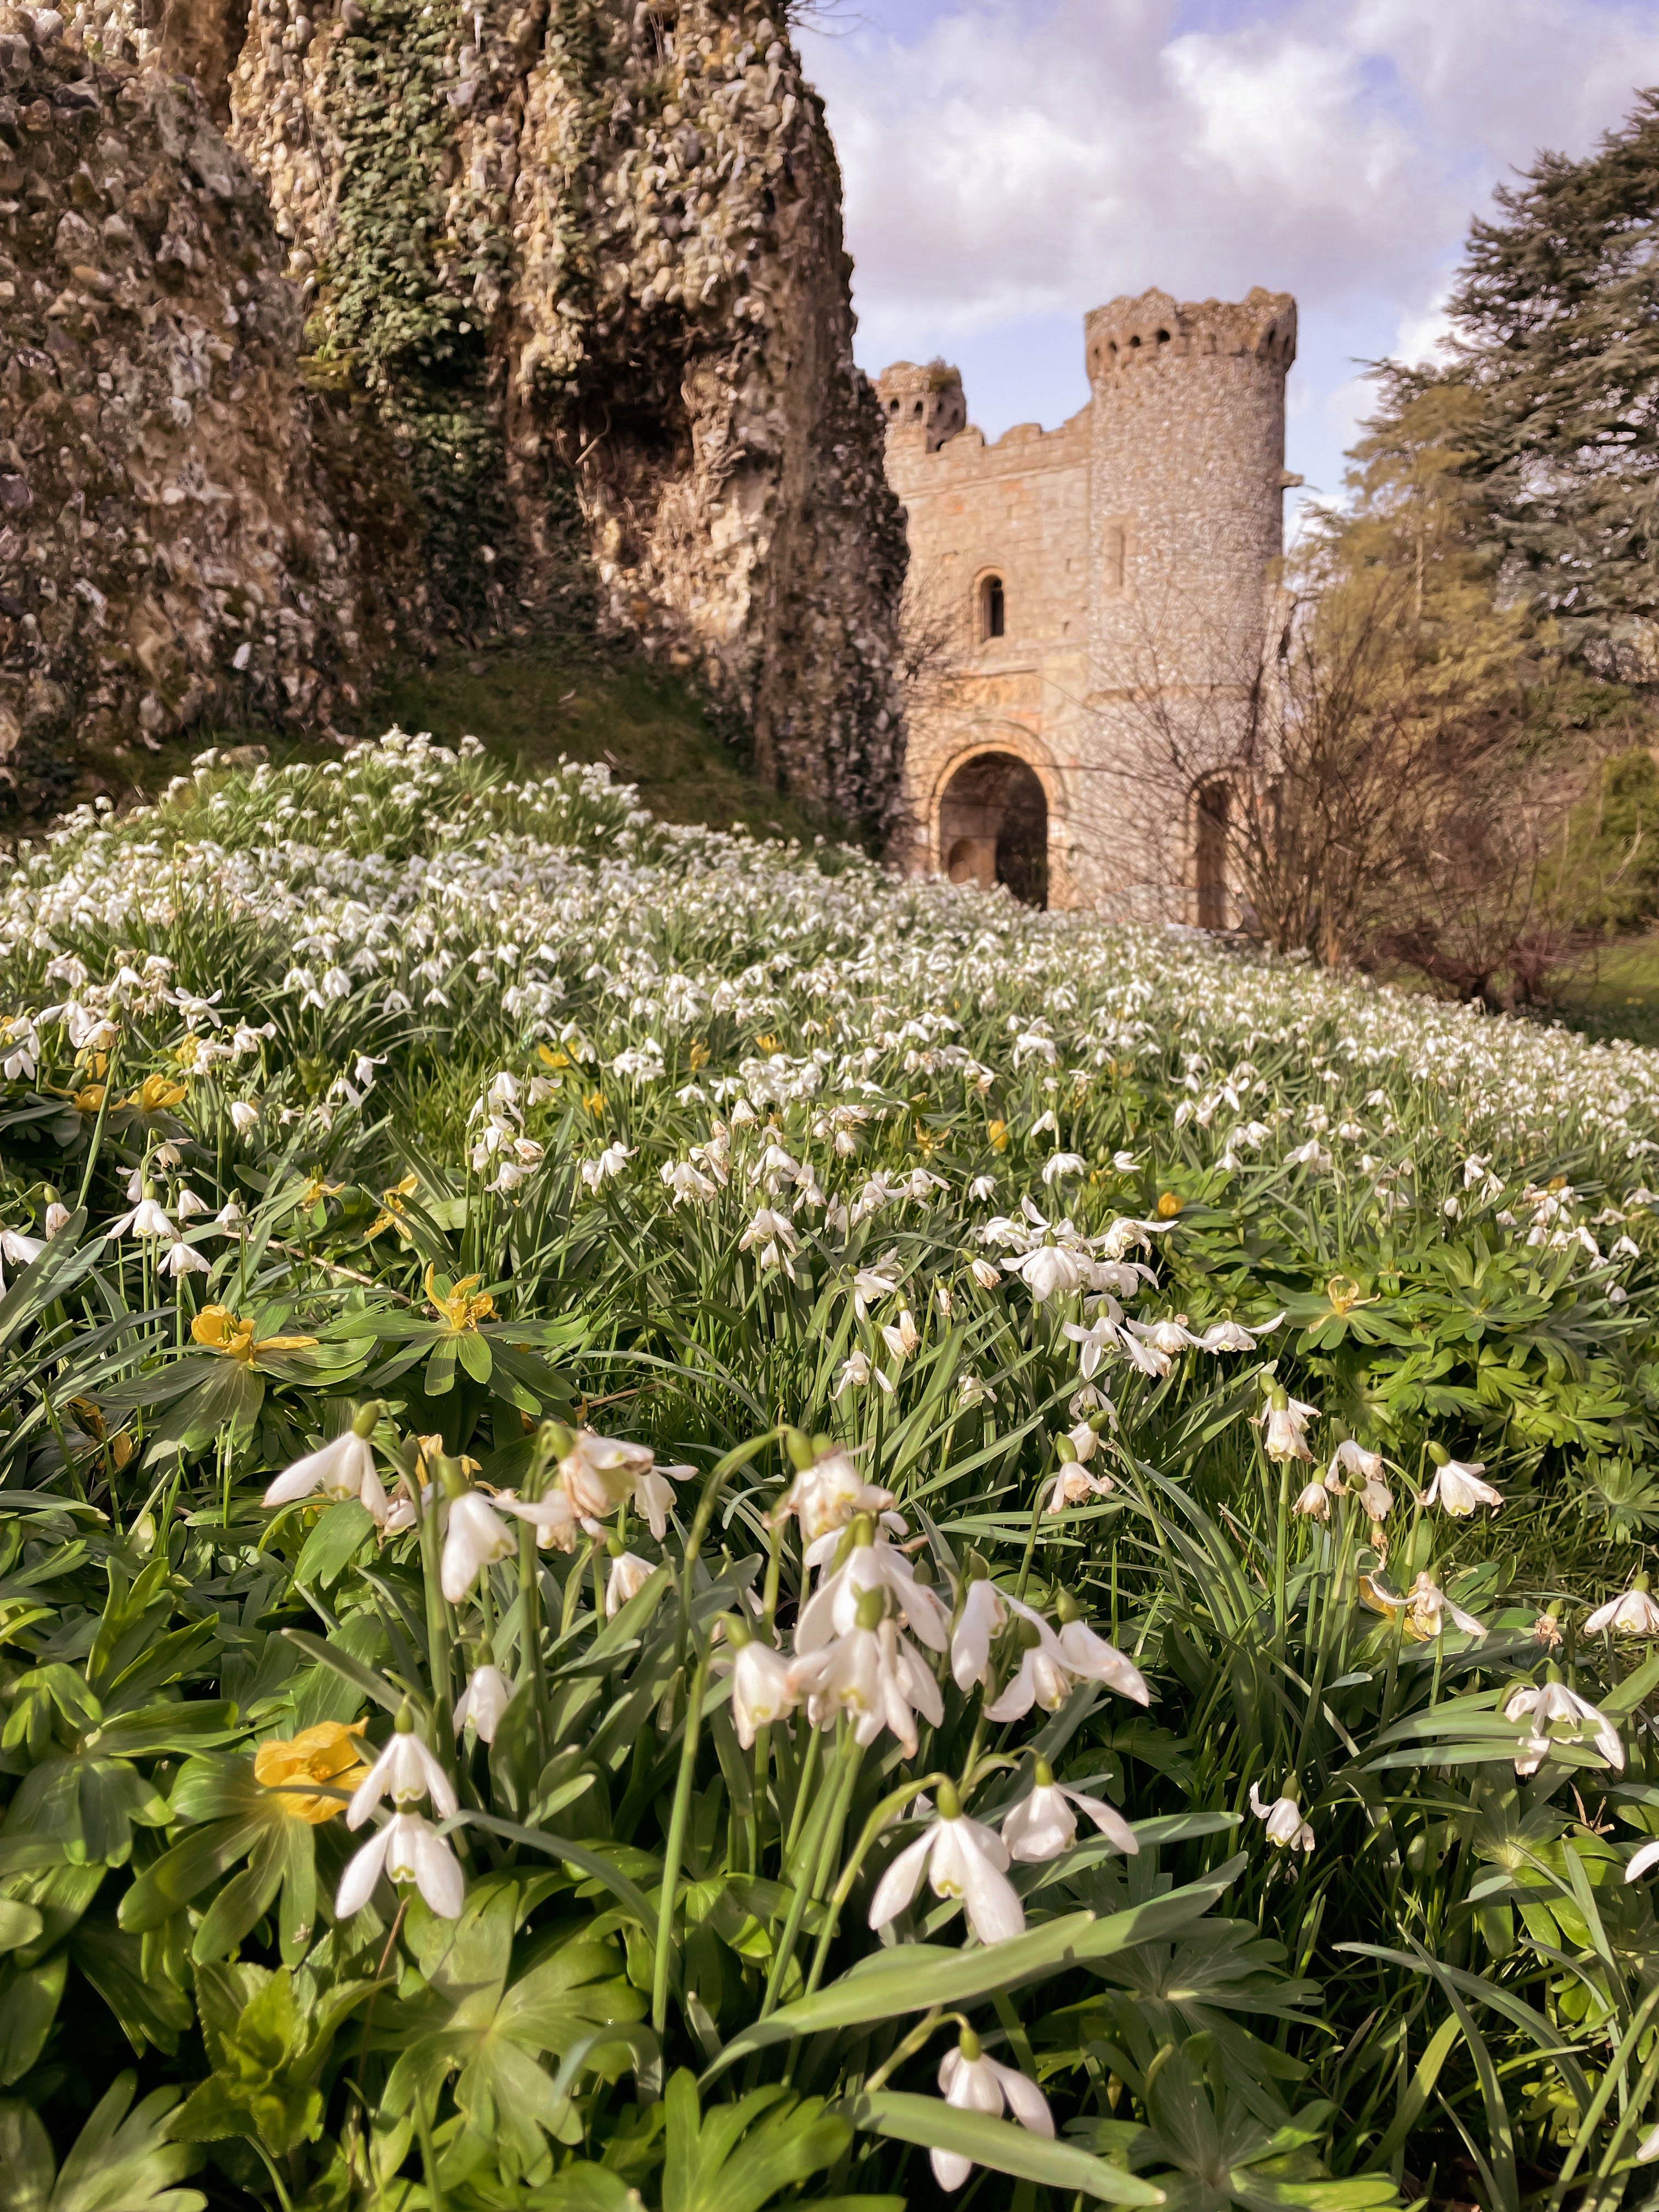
[1195,780,1229,929]
[939,752,1048,909]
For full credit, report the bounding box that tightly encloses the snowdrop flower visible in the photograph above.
[662,1159,719,1205]
[1043,1463,1115,1511]
[868,1780,1024,1945]
[1423,1451,1503,1517]
[797,1525,949,1652]
[1054,1606,1150,1705]
[968,1175,997,1202]
[850,1265,899,1321]
[1292,1479,1331,1521]
[1259,1392,1317,1463]
[454,1661,511,1743]
[1400,1572,1486,1643]
[727,1629,799,1747]
[1125,1315,1201,1357]
[43,1201,69,1237]
[440,1488,516,1602]
[347,1714,458,1826]
[879,1307,921,1363]
[631,1459,693,1542]
[1041,1151,1087,1186]
[0,1226,45,1288]
[835,1347,891,1395]
[1250,1778,1314,1852]
[1004,1243,1085,1304]
[738,1205,798,1277]
[772,1445,897,1543]
[984,1615,1077,1721]
[558,1430,654,1517]
[1325,1439,1391,1518]
[1001,1757,1138,1863]
[604,1549,654,1617]
[263,1417,387,1516]
[1197,1310,1284,1352]
[968,1257,1001,1291]
[792,1600,944,1757]
[159,1238,211,1278]
[496,1485,584,1553]
[109,1194,178,1241]
[580,1142,634,1193]
[1624,1834,1659,1884]
[337,1812,464,1921]
[930,2028,1054,2192]
[1063,1312,1122,1381]
[950,1574,1013,1691]
[173,1188,211,1219]
[1505,1673,1624,1776]
[1586,1577,1659,1637]
[229,1099,260,1133]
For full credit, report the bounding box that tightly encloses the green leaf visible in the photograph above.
[0,2097,53,2212]
[0,1949,67,2085]
[706,1858,1245,2076]
[293,1499,376,1589]
[849,2089,1164,2203]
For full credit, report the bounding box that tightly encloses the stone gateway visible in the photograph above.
[878,286,1298,917]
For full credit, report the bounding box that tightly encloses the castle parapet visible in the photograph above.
[876,359,968,453]
[1084,287,1296,382]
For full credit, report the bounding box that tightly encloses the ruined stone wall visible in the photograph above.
[212,0,907,828]
[0,6,401,804]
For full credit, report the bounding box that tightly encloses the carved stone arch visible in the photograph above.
[928,725,1069,910]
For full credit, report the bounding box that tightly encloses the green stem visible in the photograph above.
[74,1043,118,1211]
[763,1726,854,2019]
[802,1765,947,2005]
[414,2080,447,2212]
[417,1482,455,1747]
[652,1640,710,2035]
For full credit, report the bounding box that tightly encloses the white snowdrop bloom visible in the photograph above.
[867,1783,1024,1945]
[1002,1757,1138,1863]
[797,1529,949,1653]
[580,1142,634,1193]
[930,2030,1054,2192]
[969,1257,1001,1290]
[1624,1836,1659,1885]
[43,1203,69,1237]
[229,1099,261,1133]
[772,1447,896,1543]
[174,1188,211,1218]
[1398,1572,1486,1642]
[159,1239,212,1278]
[1586,1580,1659,1637]
[631,1460,693,1542]
[1612,1233,1641,1261]
[835,1348,891,1395]
[440,1489,516,1602]
[1041,1150,1087,1186]
[1326,1440,1392,1519]
[263,1429,386,1515]
[662,1159,719,1205]
[454,1663,511,1743]
[1056,1614,1150,1705]
[110,1195,178,1241]
[738,1205,798,1277]
[557,1430,654,1517]
[1259,1395,1318,1463]
[728,1636,798,1748]
[792,1612,944,1757]
[1062,1313,1122,1381]
[1423,1456,1503,1516]
[214,1198,246,1232]
[958,1372,997,1408]
[0,1227,45,1288]
[347,1723,458,1825]
[496,1485,584,1553]
[1505,1677,1624,1776]
[1195,1317,1262,1352]
[605,1550,654,1617]
[850,1265,900,1321]
[950,1577,1008,1692]
[879,1307,921,1363]
[968,1175,997,1202]
[1043,1462,1115,1512]
[1125,1315,1201,1357]
[1293,1479,1331,1521]
[1250,1780,1314,1852]
[337,1812,464,1922]
[1003,1243,1085,1304]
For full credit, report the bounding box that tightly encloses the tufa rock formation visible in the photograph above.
[4,0,909,830]
[0,7,404,802]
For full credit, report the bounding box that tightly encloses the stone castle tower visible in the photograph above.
[878,286,1299,914]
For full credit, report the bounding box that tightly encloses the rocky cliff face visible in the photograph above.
[0,5,404,802]
[213,0,907,826]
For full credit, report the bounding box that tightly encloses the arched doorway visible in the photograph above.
[939,753,1049,909]
[1194,780,1229,929]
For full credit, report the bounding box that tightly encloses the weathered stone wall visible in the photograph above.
[211,0,908,828]
[878,288,1296,914]
[0,6,401,803]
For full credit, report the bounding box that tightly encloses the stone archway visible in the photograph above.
[939,752,1049,909]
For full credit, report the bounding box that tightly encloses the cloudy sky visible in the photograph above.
[797,0,1659,516]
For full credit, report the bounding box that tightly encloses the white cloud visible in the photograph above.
[799,0,1659,488]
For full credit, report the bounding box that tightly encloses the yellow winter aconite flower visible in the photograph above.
[123,1073,188,1114]
[191,1305,319,1364]
[688,1040,710,1071]
[538,1043,573,1070]
[988,1120,1009,1153]
[172,1036,202,1071]
[367,1172,421,1239]
[426,1265,495,1332]
[253,1719,370,1823]
[756,1034,781,1054]
[71,1084,106,1115]
[1157,1192,1183,1219]
[1325,1276,1379,1317]
[584,1090,606,1116]
[299,1172,344,1207]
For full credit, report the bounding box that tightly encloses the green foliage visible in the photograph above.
[0,736,1658,2203]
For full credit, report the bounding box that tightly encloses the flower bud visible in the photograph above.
[540,1419,575,1459]
[785,1427,815,1470]
[1032,1756,1054,1788]
[721,1610,752,1648]
[936,1778,962,1819]
[1054,1587,1081,1624]
[1427,1442,1449,1466]
[351,1399,382,1440]
[396,1701,415,1735]
[958,2025,982,2061]
[1054,1433,1077,1464]
[435,1454,469,1499]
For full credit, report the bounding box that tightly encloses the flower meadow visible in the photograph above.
[4,732,1659,2210]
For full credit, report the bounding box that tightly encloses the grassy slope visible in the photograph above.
[37,641,859,851]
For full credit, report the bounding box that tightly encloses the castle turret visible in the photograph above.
[1082,287,1296,691]
[876,360,968,455]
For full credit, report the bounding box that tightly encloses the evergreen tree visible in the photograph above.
[1420,91,1659,650]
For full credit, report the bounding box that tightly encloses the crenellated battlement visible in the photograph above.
[876,359,969,453]
[1083,287,1296,382]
